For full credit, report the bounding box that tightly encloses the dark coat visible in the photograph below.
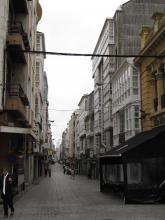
[0,174,14,199]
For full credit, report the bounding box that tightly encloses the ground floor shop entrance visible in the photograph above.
[100,125,165,203]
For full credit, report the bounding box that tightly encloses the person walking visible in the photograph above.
[63,165,66,174]
[0,168,14,218]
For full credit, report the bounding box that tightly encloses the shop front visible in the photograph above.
[0,126,37,192]
[0,132,26,193]
[100,125,165,203]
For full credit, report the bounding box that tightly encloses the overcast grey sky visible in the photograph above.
[38,0,127,145]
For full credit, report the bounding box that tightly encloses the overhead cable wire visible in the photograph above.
[21,50,165,58]
[39,101,140,111]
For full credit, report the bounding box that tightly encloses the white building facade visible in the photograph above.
[85,92,94,152]
[75,113,80,160]
[92,19,115,153]
[34,32,46,144]
[33,31,49,179]
[112,59,141,146]
[78,95,88,156]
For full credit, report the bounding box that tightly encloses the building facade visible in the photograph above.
[112,58,141,146]
[68,111,77,160]
[78,95,88,157]
[61,93,95,175]
[100,12,165,201]
[61,129,67,161]
[76,93,96,176]
[92,0,165,154]
[84,91,98,178]
[33,31,46,180]
[114,0,165,68]
[85,91,94,153]
[100,6,165,200]
[42,71,49,145]
[92,19,115,153]
[135,12,165,131]
[0,0,50,192]
[75,112,80,160]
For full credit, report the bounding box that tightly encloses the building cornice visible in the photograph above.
[135,13,165,65]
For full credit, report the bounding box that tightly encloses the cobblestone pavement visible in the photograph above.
[1,164,165,220]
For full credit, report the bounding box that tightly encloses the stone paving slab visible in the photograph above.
[0,164,165,220]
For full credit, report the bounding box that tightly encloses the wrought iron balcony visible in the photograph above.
[5,84,29,120]
[161,94,165,109]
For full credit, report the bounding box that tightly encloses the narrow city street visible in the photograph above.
[0,164,165,220]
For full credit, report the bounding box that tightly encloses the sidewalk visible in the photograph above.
[0,177,43,213]
[1,164,165,220]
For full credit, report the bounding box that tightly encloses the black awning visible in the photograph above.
[100,125,165,159]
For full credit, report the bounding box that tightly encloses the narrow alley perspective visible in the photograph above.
[1,0,165,219]
[0,164,165,220]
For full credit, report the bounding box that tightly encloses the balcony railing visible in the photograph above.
[5,84,30,123]
[7,22,30,63]
[6,84,29,106]
[161,94,165,109]
[8,22,30,50]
